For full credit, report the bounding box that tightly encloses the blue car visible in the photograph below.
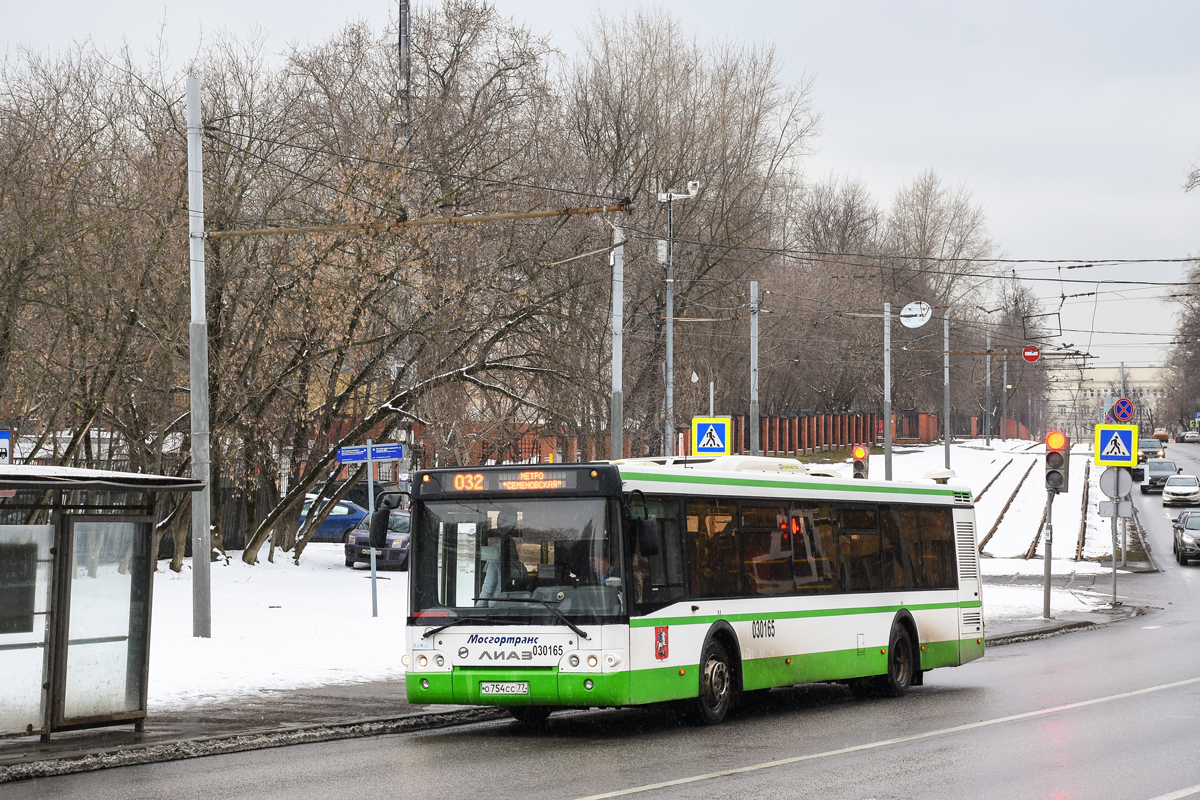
[298,499,368,543]
[344,510,410,569]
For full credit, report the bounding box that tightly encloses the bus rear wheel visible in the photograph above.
[877,625,915,697]
[693,639,733,725]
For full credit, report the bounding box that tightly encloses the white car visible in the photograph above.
[1162,474,1200,506]
[1182,431,1200,443]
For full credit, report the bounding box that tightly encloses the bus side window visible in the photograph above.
[797,504,840,593]
[919,507,957,589]
[630,497,685,610]
[685,500,741,598]
[740,503,791,596]
[879,506,915,591]
[896,506,926,589]
[836,506,882,592]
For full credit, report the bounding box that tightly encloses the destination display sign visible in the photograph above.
[420,466,604,496]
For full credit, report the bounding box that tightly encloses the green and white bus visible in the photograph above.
[404,456,983,725]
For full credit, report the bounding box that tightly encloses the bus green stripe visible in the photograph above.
[629,599,981,628]
[410,636,981,706]
[618,470,963,498]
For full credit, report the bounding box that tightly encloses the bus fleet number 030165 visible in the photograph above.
[750,619,776,639]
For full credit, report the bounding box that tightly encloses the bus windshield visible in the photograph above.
[411,497,623,622]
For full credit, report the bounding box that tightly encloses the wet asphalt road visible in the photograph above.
[11,453,1200,800]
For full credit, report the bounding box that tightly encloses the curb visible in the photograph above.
[985,604,1144,647]
[0,707,507,785]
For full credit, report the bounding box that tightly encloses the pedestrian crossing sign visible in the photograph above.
[691,416,732,456]
[1094,423,1138,467]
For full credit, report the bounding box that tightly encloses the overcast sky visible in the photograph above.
[7,0,1200,370]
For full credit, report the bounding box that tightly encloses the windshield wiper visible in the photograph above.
[472,597,591,641]
[419,616,505,639]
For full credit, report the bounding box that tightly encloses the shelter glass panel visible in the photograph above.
[0,525,53,735]
[62,520,151,721]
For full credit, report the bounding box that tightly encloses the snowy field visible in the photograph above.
[146,441,1122,709]
[148,545,408,709]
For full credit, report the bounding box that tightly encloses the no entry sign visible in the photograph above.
[1022,345,1041,363]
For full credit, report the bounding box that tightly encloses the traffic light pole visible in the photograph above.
[1043,488,1054,620]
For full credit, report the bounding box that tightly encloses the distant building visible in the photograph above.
[1044,366,1167,441]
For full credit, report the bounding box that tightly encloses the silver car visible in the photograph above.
[1162,474,1200,506]
[1174,512,1200,564]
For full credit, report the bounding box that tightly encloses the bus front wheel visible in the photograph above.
[693,639,733,725]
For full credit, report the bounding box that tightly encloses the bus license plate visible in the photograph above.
[479,681,529,696]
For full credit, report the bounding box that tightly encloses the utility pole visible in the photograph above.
[884,302,893,480]
[709,381,714,416]
[186,78,212,639]
[398,0,412,134]
[610,227,624,460]
[750,281,760,456]
[985,331,992,447]
[944,313,951,469]
[1002,355,1008,441]
[657,181,699,456]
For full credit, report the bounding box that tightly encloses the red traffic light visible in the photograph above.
[1046,431,1066,450]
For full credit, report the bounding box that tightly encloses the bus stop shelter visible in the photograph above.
[0,465,202,741]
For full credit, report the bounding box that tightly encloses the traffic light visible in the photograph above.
[852,445,868,479]
[1045,431,1070,493]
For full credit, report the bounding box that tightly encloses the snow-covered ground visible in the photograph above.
[148,545,407,709]
[145,441,1122,709]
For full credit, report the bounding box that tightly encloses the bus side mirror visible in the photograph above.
[369,491,405,549]
[636,516,660,556]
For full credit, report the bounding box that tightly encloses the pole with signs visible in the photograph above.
[337,440,405,616]
[1098,455,1134,607]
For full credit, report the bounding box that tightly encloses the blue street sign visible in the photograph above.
[691,417,732,455]
[1094,424,1137,468]
[336,442,404,463]
[0,430,10,465]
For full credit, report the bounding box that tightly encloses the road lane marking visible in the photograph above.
[1148,785,1200,800]
[573,676,1200,800]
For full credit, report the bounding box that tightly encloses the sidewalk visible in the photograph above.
[0,680,505,783]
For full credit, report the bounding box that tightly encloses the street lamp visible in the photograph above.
[657,180,700,456]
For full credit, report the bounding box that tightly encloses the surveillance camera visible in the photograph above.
[687,180,700,195]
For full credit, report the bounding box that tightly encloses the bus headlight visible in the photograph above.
[584,679,594,691]
[604,653,621,667]
[402,655,410,666]
[418,655,428,667]
[568,654,580,667]
[587,655,598,668]
[435,655,445,667]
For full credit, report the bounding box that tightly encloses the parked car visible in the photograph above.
[1173,511,1200,564]
[345,510,410,569]
[1182,430,1200,443]
[312,480,403,512]
[1142,459,1180,494]
[298,499,368,543]
[1162,474,1200,506]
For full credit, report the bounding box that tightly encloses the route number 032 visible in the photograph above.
[453,473,485,491]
